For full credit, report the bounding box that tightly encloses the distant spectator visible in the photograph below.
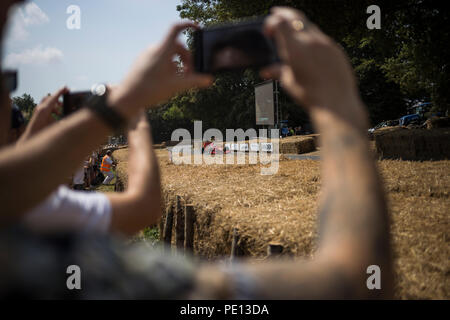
[281,126,289,137]
[101,150,116,185]
[86,151,98,188]
[289,127,295,136]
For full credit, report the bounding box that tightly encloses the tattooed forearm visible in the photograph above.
[316,127,393,297]
[193,110,393,299]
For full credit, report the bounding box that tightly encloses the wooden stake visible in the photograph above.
[184,205,195,252]
[163,205,174,246]
[175,195,185,251]
[230,228,244,261]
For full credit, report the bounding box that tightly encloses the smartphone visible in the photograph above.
[3,70,18,93]
[193,18,279,73]
[63,91,92,117]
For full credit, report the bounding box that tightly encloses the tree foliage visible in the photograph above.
[12,93,37,116]
[148,0,449,142]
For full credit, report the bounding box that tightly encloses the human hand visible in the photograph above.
[34,87,68,127]
[262,7,368,129]
[18,87,68,143]
[109,22,214,120]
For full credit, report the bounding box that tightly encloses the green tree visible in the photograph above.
[175,0,449,126]
[12,93,37,119]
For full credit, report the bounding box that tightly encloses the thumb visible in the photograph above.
[48,87,68,105]
[260,63,282,80]
[180,73,214,91]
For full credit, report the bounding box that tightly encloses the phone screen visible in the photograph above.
[63,91,92,117]
[194,19,279,73]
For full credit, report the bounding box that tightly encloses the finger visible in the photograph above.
[264,15,293,61]
[174,42,193,73]
[271,6,321,35]
[260,63,282,80]
[47,87,69,106]
[40,95,50,104]
[164,22,198,49]
[179,73,214,91]
[265,9,299,37]
[53,101,62,115]
[271,6,307,21]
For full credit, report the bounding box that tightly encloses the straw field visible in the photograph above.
[112,147,449,299]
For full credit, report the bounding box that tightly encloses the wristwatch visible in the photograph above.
[87,83,127,132]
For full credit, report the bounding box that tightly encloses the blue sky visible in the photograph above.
[2,0,185,101]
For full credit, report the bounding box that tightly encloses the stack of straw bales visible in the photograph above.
[374,127,450,160]
[425,117,450,129]
[280,136,316,154]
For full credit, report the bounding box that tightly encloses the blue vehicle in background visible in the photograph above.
[399,102,435,126]
[399,114,422,126]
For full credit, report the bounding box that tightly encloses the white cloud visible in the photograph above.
[4,46,63,67]
[7,2,49,42]
[21,2,49,26]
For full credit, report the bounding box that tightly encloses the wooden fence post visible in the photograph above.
[230,228,244,262]
[184,205,195,253]
[163,205,174,248]
[114,178,124,192]
[175,195,185,252]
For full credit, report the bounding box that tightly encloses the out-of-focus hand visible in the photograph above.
[34,87,68,126]
[262,7,368,129]
[109,22,214,120]
[128,110,149,132]
[18,87,68,143]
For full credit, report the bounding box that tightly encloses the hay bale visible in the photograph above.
[165,140,191,147]
[112,148,129,189]
[280,136,316,154]
[425,117,450,129]
[374,127,450,160]
[153,143,166,149]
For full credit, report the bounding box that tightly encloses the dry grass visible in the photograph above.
[112,147,449,299]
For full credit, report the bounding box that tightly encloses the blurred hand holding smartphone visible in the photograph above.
[63,91,92,117]
[63,19,277,115]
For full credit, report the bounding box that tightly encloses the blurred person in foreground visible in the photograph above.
[7,84,162,235]
[0,3,392,299]
[0,0,212,235]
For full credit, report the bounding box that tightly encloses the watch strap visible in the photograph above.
[87,89,126,132]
